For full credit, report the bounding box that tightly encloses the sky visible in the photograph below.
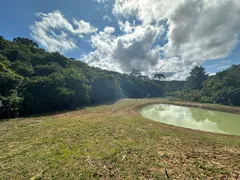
[0,0,240,80]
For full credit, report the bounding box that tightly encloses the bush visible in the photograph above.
[171,90,202,102]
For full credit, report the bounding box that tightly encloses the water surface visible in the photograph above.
[140,104,240,136]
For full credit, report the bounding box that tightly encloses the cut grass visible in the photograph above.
[0,99,240,179]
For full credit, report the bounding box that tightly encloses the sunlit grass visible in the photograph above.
[0,99,240,179]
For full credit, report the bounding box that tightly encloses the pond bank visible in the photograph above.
[140,104,240,136]
[134,99,240,114]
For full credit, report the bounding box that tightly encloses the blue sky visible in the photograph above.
[0,0,240,80]
[0,0,106,56]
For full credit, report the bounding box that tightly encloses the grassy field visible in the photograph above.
[0,99,240,180]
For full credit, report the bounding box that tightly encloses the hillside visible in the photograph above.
[0,37,186,119]
[1,36,239,120]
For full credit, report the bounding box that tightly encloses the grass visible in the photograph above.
[0,98,240,179]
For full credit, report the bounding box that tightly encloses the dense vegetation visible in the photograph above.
[0,37,184,119]
[0,36,239,119]
[172,65,240,106]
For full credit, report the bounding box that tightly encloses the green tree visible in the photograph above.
[202,65,240,106]
[34,62,62,76]
[90,73,123,104]
[0,90,23,119]
[185,66,208,90]
[153,73,166,81]
[1,35,239,119]
[139,75,150,81]
[129,69,141,77]
[11,60,34,77]
[0,61,23,97]
[0,61,23,118]
[0,36,10,50]
[13,37,39,48]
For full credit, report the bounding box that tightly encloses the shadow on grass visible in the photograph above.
[0,99,119,121]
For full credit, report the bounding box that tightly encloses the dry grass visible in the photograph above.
[0,99,240,179]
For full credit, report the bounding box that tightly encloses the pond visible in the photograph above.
[140,104,240,136]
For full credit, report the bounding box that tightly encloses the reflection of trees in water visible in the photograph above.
[154,104,170,112]
[190,108,240,135]
[144,105,240,136]
[190,108,213,122]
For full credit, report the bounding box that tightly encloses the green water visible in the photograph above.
[140,104,240,136]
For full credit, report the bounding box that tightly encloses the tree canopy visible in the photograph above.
[0,36,169,119]
[172,65,240,106]
[185,66,208,90]
[0,36,239,119]
[13,37,39,48]
[153,74,166,81]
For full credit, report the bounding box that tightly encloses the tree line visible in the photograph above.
[0,36,239,119]
[172,65,240,106]
[0,36,185,119]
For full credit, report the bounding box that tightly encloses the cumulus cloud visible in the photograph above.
[113,0,179,24]
[82,23,166,76]
[108,0,240,79]
[164,0,240,62]
[112,25,164,72]
[30,10,97,53]
[118,21,135,33]
[30,1,240,80]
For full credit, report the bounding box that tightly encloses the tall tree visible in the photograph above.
[13,37,39,48]
[185,66,208,90]
[202,65,240,105]
[153,73,166,81]
[139,75,150,81]
[0,35,169,118]
[0,36,10,50]
[129,69,141,77]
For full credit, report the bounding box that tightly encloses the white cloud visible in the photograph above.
[30,1,240,80]
[82,20,205,80]
[209,72,217,76]
[82,24,167,76]
[218,65,231,70]
[206,64,219,68]
[72,19,97,35]
[112,25,164,72]
[96,0,108,4]
[108,0,240,79]
[30,10,97,53]
[103,15,112,22]
[118,21,135,33]
[103,26,115,34]
[113,0,180,24]
[164,0,240,63]
[220,60,231,64]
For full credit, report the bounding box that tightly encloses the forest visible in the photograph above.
[0,36,239,119]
